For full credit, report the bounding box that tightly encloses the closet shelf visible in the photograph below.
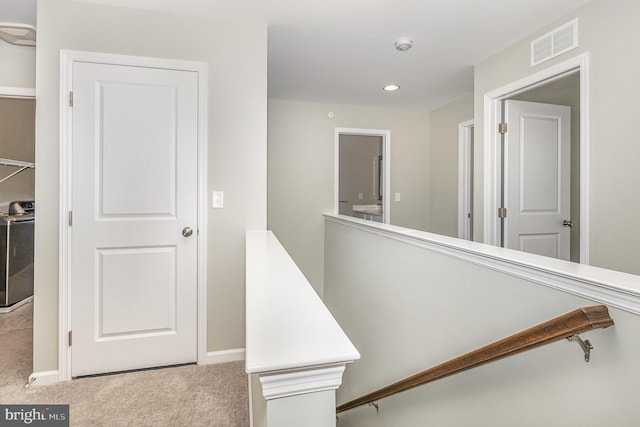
[0,158,35,184]
[0,158,35,168]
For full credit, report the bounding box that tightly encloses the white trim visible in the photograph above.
[458,119,474,240]
[334,128,391,224]
[27,370,60,388]
[259,365,346,400]
[325,213,640,316]
[196,56,209,368]
[483,52,590,264]
[59,50,208,382]
[0,296,33,313]
[59,51,73,382]
[483,93,501,246]
[0,86,35,98]
[245,231,360,374]
[248,375,255,427]
[206,348,246,364]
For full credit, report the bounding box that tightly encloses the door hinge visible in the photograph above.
[69,91,74,107]
[68,211,73,226]
[498,207,507,219]
[498,122,508,134]
[68,331,72,347]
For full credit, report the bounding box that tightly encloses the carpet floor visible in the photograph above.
[0,302,250,426]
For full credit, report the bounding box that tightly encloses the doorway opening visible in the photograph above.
[0,86,36,391]
[0,90,36,305]
[483,53,589,264]
[334,128,390,224]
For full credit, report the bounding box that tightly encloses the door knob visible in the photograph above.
[563,220,573,228]
[182,227,193,237]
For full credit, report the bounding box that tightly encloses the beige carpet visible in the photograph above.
[0,302,250,426]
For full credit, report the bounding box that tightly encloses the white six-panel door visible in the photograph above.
[70,61,199,376]
[504,100,571,260]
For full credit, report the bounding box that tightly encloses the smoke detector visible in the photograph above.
[394,38,413,52]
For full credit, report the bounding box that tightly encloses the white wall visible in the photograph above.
[34,0,266,372]
[324,219,640,426]
[0,41,35,88]
[268,99,430,296]
[474,0,640,275]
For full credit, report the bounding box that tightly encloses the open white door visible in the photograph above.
[504,100,571,260]
[69,61,199,376]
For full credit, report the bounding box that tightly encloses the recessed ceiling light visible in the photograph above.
[383,84,400,92]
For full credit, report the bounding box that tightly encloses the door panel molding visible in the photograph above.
[59,50,208,381]
[483,52,589,264]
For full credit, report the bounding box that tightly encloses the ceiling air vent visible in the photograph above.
[531,19,578,67]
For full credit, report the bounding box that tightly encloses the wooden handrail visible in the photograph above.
[336,305,614,413]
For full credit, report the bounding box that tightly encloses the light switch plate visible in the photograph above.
[212,191,224,208]
[395,192,401,202]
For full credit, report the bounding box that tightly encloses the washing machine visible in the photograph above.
[0,200,35,312]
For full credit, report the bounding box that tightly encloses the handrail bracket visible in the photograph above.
[369,402,379,413]
[567,335,594,363]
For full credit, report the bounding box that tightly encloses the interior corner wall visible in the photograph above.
[34,0,267,372]
[474,0,640,276]
[428,94,474,238]
[267,99,430,297]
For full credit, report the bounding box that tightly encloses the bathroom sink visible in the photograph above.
[352,204,383,215]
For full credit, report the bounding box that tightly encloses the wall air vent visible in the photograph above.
[531,19,578,67]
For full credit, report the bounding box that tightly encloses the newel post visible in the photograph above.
[245,231,360,427]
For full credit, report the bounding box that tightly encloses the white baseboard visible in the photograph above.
[206,348,246,365]
[0,296,33,313]
[27,352,244,387]
[27,370,60,387]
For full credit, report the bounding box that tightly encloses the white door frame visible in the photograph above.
[334,128,391,224]
[483,52,589,264]
[458,119,474,240]
[58,50,208,381]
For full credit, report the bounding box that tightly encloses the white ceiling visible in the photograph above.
[1,0,591,109]
[0,0,36,26]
